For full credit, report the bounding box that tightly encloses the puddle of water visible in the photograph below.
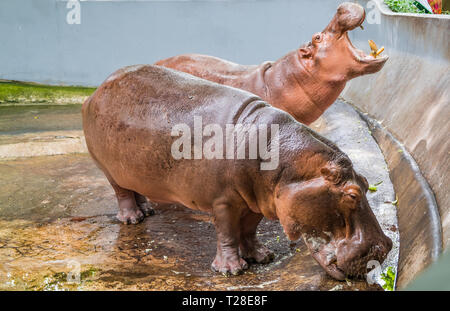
[0,154,381,291]
[0,154,114,221]
[0,105,82,135]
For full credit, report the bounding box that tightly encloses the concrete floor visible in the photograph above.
[0,100,399,291]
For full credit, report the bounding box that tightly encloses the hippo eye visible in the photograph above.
[343,193,357,201]
[344,193,359,210]
[314,34,322,42]
[344,191,359,202]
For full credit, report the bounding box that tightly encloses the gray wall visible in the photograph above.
[1,0,341,86]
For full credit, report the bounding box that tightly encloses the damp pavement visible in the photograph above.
[0,100,398,291]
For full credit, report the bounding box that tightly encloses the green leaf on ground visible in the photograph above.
[381,266,396,291]
[369,181,383,192]
[392,196,398,206]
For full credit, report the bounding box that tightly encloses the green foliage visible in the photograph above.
[0,81,96,105]
[368,185,378,192]
[381,266,396,291]
[368,181,382,192]
[384,0,429,14]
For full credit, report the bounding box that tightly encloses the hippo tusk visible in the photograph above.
[375,47,385,57]
[368,40,378,53]
[368,40,384,58]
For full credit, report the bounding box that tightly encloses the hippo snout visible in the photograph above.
[324,2,365,35]
[335,2,365,33]
[335,233,393,279]
[306,230,392,281]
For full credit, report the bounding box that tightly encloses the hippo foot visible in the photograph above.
[134,193,156,217]
[138,201,156,217]
[240,244,275,264]
[116,208,145,225]
[211,255,249,276]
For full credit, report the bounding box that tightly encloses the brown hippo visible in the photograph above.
[82,65,392,280]
[156,2,388,125]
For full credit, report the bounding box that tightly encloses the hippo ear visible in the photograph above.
[299,47,312,59]
[320,166,341,184]
[360,175,369,192]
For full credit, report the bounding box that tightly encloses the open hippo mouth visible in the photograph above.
[346,33,388,68]
[325,2,389,71]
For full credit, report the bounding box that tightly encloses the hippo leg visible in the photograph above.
[211,204,249,275]
[108,180,145,225]
[134,193,156,217]
[239,211,275,264]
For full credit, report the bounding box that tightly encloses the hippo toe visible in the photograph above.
[211,256,249,276]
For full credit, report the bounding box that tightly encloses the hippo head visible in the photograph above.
[299,2,388,80]
[275,156,392,280]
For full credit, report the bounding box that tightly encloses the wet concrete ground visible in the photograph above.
[0,100,398,291]
[0,104,82,136]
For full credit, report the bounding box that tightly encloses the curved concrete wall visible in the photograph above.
[342,0,449,246]
[342,0,449,287]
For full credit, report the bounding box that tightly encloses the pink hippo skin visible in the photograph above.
[156,2,388,125]
[82,65,392,280]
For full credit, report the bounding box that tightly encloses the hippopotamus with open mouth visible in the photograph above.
[82,65,392,280]
[156,2,388,125]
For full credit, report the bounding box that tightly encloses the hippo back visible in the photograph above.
[82,65,265,206]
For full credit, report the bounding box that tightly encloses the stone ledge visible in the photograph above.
[0,130,88,159]
[357,109,442,289]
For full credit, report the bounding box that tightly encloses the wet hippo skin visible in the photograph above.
[156,2,388,125]
[82,65,392,280]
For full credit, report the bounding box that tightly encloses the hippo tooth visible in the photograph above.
[375,47,385,57]
[368,40,378,52]
[368,40,380,57]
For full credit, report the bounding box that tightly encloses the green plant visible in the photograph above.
[0,81,96,105]
[368,180,383,192]
[384,0,429,14]
[381,266,396,291]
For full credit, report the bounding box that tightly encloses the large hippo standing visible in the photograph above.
[82,65,392,280]
[156,2,388,125]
